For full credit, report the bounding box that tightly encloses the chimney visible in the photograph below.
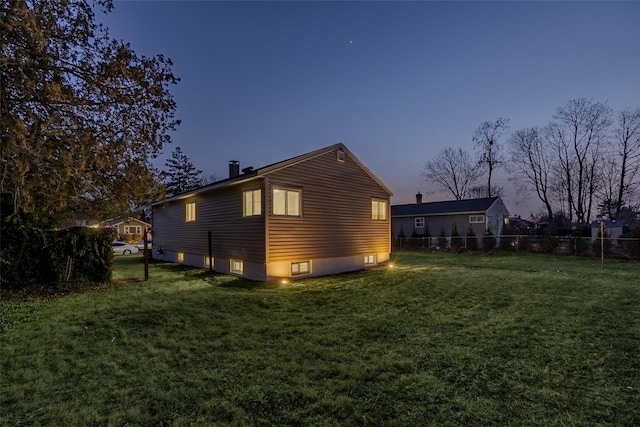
[416,192,423,205]
[229,160,239,178]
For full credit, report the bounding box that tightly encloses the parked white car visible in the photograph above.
[132,240,153,250]
[112,241,140,255]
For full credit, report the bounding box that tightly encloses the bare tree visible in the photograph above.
[548,98,612,224]
[473,118,510,198]
[612,108,640,218]
[421,148,481,200]
[508,127,556,227]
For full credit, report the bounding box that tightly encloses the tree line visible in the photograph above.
[422,99,640,229]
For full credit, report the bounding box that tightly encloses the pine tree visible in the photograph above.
[163,147,202,197]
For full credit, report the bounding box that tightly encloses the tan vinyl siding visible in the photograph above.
[266,149,390,262]
[153,181,265,263]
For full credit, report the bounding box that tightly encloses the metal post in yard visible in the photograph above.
[143,230,149,281]
[208,231,213,273]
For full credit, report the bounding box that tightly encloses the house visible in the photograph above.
[91,217,151,241]
[152,143,393,281]
[391,194,510,246]
[590,220,626,241]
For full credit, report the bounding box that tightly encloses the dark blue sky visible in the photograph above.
[101,1,640,216]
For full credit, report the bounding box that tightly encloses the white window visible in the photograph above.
[469,215,485,224]
[415,218,425,228]
[337,150,346,162]
[186,202,196,222]
[291,261,310,275]
[124,225,141,235]
[230,258,244,275]
[364,255,377,265]
[243,189,262,217]
[273,188,301,216]
[372,200,387,220]
[177,252,185,262]
[204,256,213,267]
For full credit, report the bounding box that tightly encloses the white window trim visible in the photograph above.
[243,189,262,217]
[364,254,377,265]
[372,200,387,220]
[186,202,196,222]
[469,215,485,224]
[415,217,425,228]
[273,188,301,217]
[230,258,244,275]
[291,261,310,275]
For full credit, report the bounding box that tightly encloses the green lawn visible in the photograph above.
[1,252,639,426]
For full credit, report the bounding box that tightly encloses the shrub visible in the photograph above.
[437,228,448,250]
[450,223,463,252]
[482,230,496,251]
[466,225,478,251]
[0,225,114,290]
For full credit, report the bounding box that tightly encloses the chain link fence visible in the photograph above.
[394,235,640,259]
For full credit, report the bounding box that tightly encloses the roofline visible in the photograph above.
[392,210,491,218]
[153,142,392,206]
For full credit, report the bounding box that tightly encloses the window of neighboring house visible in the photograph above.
[230,258,244,275]
[177,252,185,262]
[204,256,213,267]
[124,225,141,235]
[415,218,425,228]
[243,189,262,217]
[186,202,196,222]
[364,254,377,265]
[372,200,387,220]
[469,215,485,223]
[291,261,310,275]
[273,188,301,216]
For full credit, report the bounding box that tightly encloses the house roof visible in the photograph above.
[392,197,502,217]
[156,142,393,204]
[92,217,151,228]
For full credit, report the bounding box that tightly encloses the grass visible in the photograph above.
[1,252,639,426]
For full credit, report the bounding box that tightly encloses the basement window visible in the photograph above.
[291,261,310,275]
[230,258,244,275]
[204,256,213,267]
[177,252,185,262]
[364,255,377,265]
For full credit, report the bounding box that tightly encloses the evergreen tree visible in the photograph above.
[163,147,202,197]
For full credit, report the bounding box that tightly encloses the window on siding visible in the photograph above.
[177,252,185,262]
[469,215,485,224]
[291,261,310,275]
[243,189,262,216]
[124,225,142,235]
[337,149,346,162]
[415,218,425,228]
[186,202,196,222]
[273,188,300,216]
[230,258,244,275]
[372,200,387,220]
[364,254,377,265]
[204,256,213,267]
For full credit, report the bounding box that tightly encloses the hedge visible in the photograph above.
[0,225,115,290]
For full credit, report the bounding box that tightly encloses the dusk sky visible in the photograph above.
[100,1,640,217]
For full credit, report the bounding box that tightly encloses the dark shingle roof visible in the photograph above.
[392,197,500,217]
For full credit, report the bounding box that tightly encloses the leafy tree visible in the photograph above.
[473,118,509,198]
[163,147,202,197]
[0,0,180,226]
[421,147,481,200]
